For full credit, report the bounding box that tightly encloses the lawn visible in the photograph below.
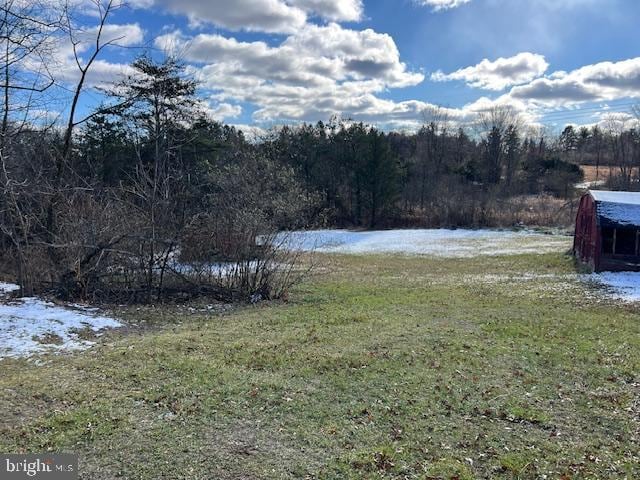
[1,252,639,479]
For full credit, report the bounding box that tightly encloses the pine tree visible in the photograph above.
[365,129,399,228]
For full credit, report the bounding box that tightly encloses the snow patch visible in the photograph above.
[575,180,606,190]
[0,282,19,295]
[170,260,264,277]
[279,229,571,258]
[0,284,121,359]
[587,271,640,302]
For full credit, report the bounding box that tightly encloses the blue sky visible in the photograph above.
[49,0,640,132]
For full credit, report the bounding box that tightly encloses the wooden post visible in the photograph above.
[613,228,617,255]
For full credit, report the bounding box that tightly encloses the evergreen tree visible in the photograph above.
[503,125,521,191]
[77,115,131,184]
[484,126,503,184]
[365,129,399,228]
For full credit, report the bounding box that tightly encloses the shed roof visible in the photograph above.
[590,190,640,227]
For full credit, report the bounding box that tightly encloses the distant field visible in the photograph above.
[1,247,639,479]
[580,164,639,184]
[580,165,609,183]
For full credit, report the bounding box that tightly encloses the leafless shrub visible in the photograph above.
[175,151,319,301]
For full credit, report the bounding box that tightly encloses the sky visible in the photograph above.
[37,0,640,133]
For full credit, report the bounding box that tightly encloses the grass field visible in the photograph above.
[1,252,640,479]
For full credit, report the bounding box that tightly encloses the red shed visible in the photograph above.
[574,190,640,272]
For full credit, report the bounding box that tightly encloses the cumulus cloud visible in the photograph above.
[78,23,145,47]
[432,53,549,91]
[597,112,640,132]
[429,54,640,128]
[131,0,362,33]
[28,23,143,89]
[155,23,425,125]
[153,21,572,129]
[509,57,640,106]
[53,57,135,88]
[197,101,243,122]
[288,0,363,21]
[562,111,640,132]
[416,0,472,12]
[28,0,639,132]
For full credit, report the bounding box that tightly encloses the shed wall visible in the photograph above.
[574,194,600,270]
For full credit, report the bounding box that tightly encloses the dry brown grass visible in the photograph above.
[580,165,639,183]
[397,194,576,229]
[487,194,575,227]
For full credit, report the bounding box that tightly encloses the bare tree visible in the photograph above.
[0,0,61,293]
[603,113,634,189]
[47,0,124,240]
[415,106,450,210]
[477,105,524,186]
[477,105,523,136]
[57,0,126,174]
[0,0,59,149]
[0,0,135,295]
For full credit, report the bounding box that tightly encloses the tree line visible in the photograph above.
[263,116,585,229]
[2,0,640,302]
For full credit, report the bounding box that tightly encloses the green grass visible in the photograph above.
[1,252,640,479]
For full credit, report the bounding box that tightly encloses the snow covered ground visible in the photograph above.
[171,259,268,277]
[587,272,640,302]
[280,229,640,302]
[279,229,572,258]
[0,282,20,295]
[575,180,606,190]
[0,284,121,359]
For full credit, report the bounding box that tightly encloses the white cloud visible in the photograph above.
[154,21,579,130]
[288,0,363,21]
[201,102,242,122]
[154,23,426,126]
[510,57,640,106]
[432,53,549,91]
[157,23,420,89]
[281,23,423,86]
[28,24,143,90]
[416,0,472,12]
[78,23,145,47]
[132,0,362,33]
[563,111,640,132]
[597,112,640,132]
[229,124,268,141]
[460,94,543,128]
[53,58,135,88]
